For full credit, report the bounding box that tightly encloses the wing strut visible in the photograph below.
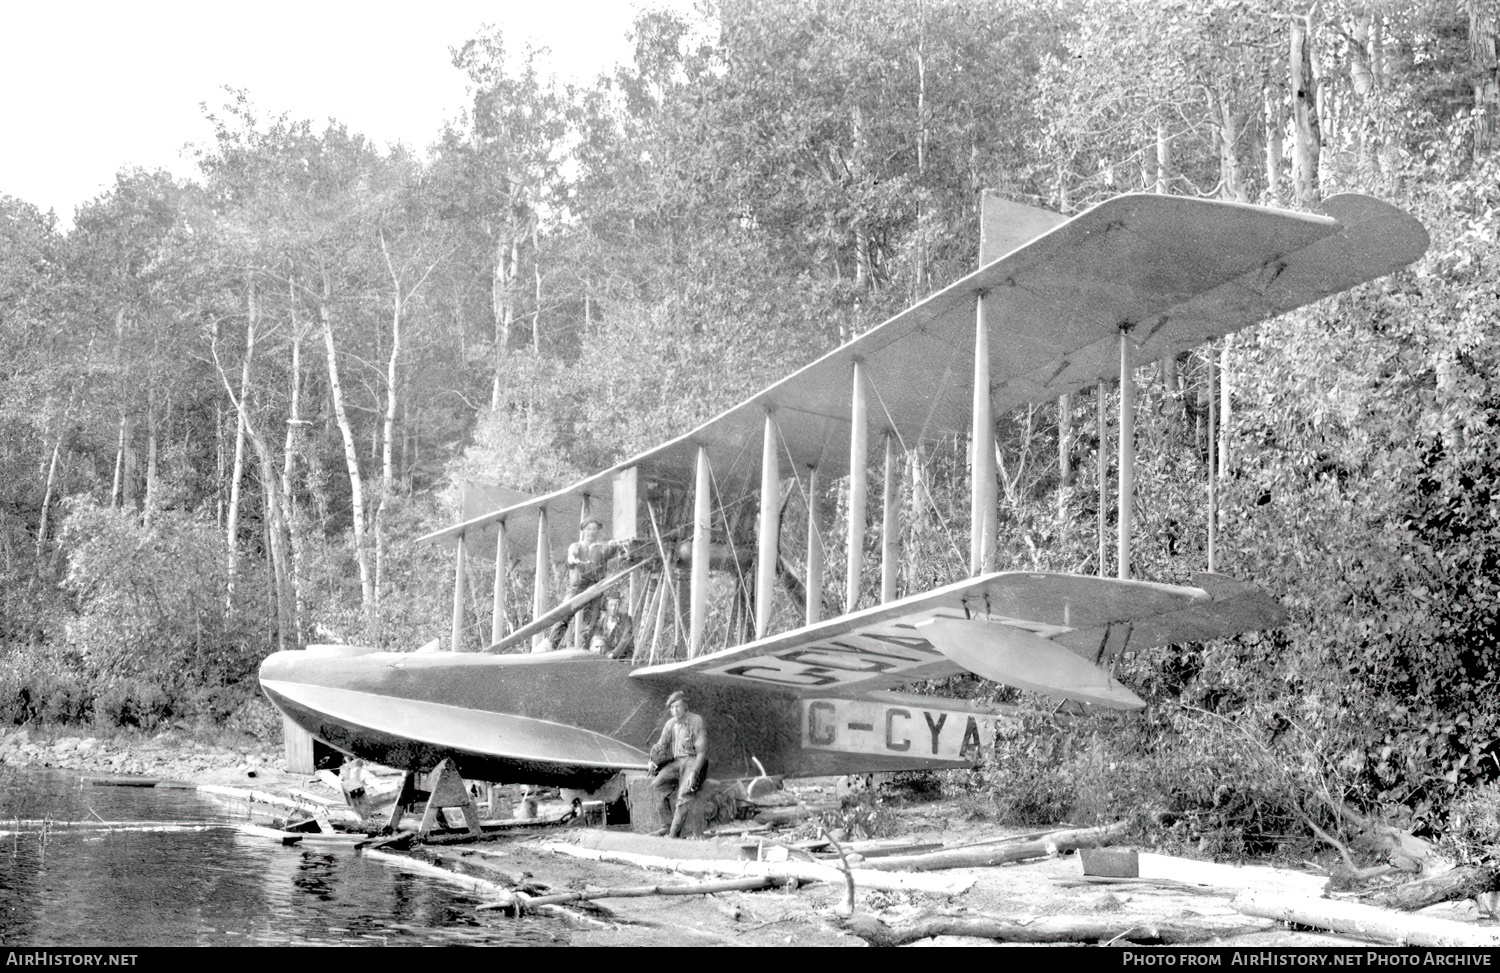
[756,409,779,638]
[806,465,823,626]
[971,291,997,574]
[847,361,868,612]
[1118,327,1136,580]
[689,445,712,656]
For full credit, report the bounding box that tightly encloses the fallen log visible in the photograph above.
[0,821,219,836]
[361,848,519,911]
[479,875,776,911]
[537,840,974,894]
[842,912,1265,947]
[440,850,542,889]
[1233,890,1500,947]
[1358,864,1500,912]
[236,823,367,846]
[861,820,1130,872]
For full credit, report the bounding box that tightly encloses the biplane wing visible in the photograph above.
[630,571,1286,711]
[420,191,1427,545]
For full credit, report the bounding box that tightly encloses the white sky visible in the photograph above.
[0,1,689,228]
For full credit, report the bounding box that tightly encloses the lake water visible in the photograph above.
[0,766,566,946]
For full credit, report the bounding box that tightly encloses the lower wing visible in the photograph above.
[631,571,1285,711]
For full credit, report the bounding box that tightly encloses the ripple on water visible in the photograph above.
[0,767,564,946]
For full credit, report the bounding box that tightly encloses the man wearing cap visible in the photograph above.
[546,517,627,650]
[649,691,709,838]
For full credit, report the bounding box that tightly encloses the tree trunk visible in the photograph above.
[531,221,542,354]
[110,416,126,509]
[1471,0,1500,153]
[1290,13,1322,205]
[282,277,307,648]
[375,235,404,614]
[319,267,375,611]
[225,278,255,597]
[142,383,159,527]
[1218,98,1247,202]
[491,234,517,410]
[254,436,293,654]
[36,433,63,558]
[225,388,292,653]
[1264,83,1283,205]
[1361,865,1500,912]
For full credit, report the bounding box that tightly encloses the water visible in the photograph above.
[0,766,566,946]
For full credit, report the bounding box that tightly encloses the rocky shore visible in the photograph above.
[0,723,287,789]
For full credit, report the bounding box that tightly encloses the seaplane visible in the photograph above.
[259,190,1428,818]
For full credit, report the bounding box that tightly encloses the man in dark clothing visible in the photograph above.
[546,518,627,650]
[591,592,635,658]
[649,690,708,838]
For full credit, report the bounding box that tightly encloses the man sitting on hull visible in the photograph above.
[649,691,708,838]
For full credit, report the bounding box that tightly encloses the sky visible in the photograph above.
[0,1,689,228]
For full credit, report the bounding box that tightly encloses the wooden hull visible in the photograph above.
[258,648,992,786]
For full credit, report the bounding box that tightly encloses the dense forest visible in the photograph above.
[3,0,1500,849]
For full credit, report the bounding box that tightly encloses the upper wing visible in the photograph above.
[418,193,1426,549]
[630,571,1286,710]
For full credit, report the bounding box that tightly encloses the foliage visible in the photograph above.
[2,1,1500,862]
[0,648,94,726]
[58,500,268,709]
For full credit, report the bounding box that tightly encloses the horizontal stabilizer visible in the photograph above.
[916,617,1146,711]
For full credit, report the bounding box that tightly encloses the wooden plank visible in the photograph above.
[282,713,316,775]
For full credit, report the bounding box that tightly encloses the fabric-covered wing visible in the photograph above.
[631,572,1286,708]
[420,193,1427,550]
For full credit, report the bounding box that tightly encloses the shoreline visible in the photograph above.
[0,722,289,791]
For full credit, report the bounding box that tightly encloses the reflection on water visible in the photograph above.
[0,766,564,946]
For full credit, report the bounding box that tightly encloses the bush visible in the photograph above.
[92,679,172,729]
[965,704,1317,858]
[0,652,94,726]
[59,500,271,693]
